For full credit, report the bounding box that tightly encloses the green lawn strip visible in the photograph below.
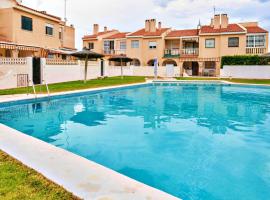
[0,150,80,200]
[176,77,270,85]
[0,76,146,96]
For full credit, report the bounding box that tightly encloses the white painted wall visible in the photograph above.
[0,58,181,89]
[0,57,32,89]
[221,65,270,79]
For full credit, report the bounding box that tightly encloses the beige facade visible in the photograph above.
[0,0,76,58]
[83,14,268,76]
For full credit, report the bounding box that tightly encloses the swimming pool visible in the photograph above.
[0,83,270,200]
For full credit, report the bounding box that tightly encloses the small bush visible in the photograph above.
[221,55,270,68]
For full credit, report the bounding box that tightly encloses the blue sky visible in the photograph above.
[22,0,270,49]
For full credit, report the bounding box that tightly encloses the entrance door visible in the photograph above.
[32,57,41,85]
[192,62,199,76]
[166,64,174,78]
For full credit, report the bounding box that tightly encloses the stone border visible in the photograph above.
[0,81,180,200]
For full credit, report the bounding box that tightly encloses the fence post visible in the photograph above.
[26,57,33,82]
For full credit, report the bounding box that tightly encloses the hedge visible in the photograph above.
[221,55,270,68]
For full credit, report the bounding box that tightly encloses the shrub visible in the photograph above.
[221,55,270,68]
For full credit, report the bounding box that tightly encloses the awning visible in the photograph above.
[0,42,40,51]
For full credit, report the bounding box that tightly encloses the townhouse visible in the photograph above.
[82,14,268,76]
[0,0,76,59]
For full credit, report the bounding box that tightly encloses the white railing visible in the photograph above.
[181,48,199,56]
[246,47,267,55]
[0,58,27,65]
[103,49,126,55]
[164,49,180,57]
[46,59,78,65]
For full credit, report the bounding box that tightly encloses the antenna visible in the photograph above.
[64,0,67,23]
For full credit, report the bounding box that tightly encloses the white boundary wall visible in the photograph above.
[0,57,181,89]
[221,65,270,79]
[0,58,32,89]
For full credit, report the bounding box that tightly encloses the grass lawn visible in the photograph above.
[176,77,270,85]
[0,76,146,96]
[0,150,79,200]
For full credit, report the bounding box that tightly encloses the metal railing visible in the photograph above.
[164,48,199,57]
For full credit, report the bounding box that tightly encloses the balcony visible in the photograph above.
[164,49,180,58]
[103,49,126,55]
[181,48,199,57]
[246,47,267,55]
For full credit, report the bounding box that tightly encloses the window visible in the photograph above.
[21,16,33,31]
[88,43,94,50]
[247,35,266,47]
[120,41,126,50]
[205,39,215,48]
[45,24,54,36]
[131,40,139,48]
[149,41,157,49]
[59,27,63,39]
[228,37,239,47]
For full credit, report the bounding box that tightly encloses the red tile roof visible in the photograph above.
[128,28,170,37]
[105,32,129,39]
[246,26,268,33]
[16,4,61,20]
[83,30,116,40]
[166,29,199,37]
[200,24,245,34]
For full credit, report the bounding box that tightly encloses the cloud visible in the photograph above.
[21,0,270,49]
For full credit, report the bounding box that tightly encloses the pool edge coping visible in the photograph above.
[0,123,180,200]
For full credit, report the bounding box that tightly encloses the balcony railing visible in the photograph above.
[103,49,126,55]
[164,49,180,58]
[164,48,199,58]
[181,48,199,56]
[246,47,267,55]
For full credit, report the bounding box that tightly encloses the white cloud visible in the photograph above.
[21,0,270,49]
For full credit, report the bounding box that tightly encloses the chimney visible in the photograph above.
[104,26,108,32]
[210,18,214,27]
[150,19,157,32]
[220,14,228,29]
[145,20,150,32]
[213,14,221,29]
[158,22,162,30]
[93,24,99,35]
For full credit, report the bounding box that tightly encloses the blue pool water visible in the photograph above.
[1,83,270,200]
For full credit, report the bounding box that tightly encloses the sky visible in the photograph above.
[21,0,270,49]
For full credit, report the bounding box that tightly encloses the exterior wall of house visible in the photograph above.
[62,25,75,49]
[126,38,144,63]
[0,0,75,53]
[199,34,246,58]
[0,8,14,41]
[12,8,61,48]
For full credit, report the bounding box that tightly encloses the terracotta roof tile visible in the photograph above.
[17,4,61,20]
[83,30,116,40]
[246,26,268,33]
[200,24,245,34]
[128,28,170,37]
[166,29,199,37]
[105,32,129,39]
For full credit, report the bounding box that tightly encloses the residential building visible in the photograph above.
[82,14,268,76]
[0,0,76,59]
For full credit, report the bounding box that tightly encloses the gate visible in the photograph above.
[166,64,174,77]
[17,74,29,87]
[32,57,41,85]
